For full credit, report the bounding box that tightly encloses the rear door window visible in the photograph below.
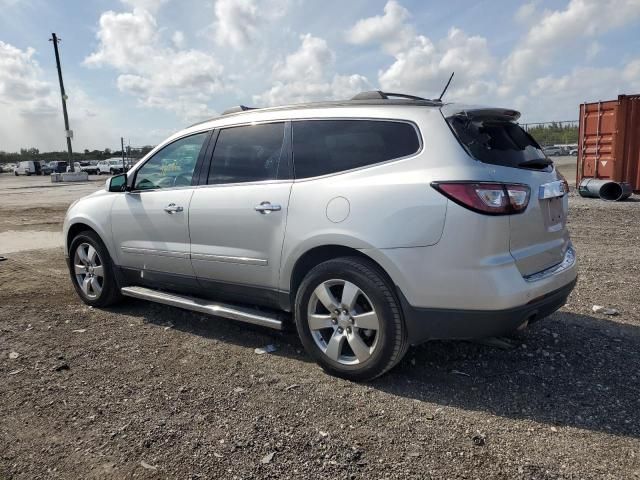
[292,120,420,178]
[207,122,286,184]
[447,116,550,170]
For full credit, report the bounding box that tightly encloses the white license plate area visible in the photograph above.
[543,197,565,229]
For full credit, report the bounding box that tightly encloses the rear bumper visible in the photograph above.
[400,277,577,345]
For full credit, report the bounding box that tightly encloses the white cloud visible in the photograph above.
[345,0,640,118]
[586,41,602,60]
[0,41,54,114]
[207,0,290,50]
[0,41,118,151]
[502,0,640,87]
[85,6,224,122]
[84,8,158,70]
[515,1,538,24]
[213,0,258,49]
[120,0,168,13]
[172,30,185,49]
[521,58,640,121]
[274,34,335,82]
[375,27,496,101]
[346,0,414,54]
[255,74,371,107]
[344,2,496,102]
[254,34,371,106]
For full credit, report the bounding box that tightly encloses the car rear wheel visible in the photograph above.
[295,257,408,381]
[68,231,122,307]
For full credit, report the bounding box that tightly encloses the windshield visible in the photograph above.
[447,115,550,170]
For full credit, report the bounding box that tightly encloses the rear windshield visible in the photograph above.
[447,115,549,170]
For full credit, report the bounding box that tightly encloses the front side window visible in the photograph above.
[207,122,285,185]
[292,120,420,178]
[134,132,208,190]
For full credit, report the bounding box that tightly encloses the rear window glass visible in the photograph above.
[292,120,420,178]
[447,116,549,169]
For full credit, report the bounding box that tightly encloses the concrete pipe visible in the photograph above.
[578,178,632,201]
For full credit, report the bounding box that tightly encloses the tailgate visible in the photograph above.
[444,108,571,277]
[508,170,570,276]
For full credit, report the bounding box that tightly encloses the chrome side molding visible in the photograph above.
[121,286,284,330]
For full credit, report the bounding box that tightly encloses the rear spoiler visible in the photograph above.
[441,104,521,122]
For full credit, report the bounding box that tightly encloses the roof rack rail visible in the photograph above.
[350,91,431,101]
[222,105,256,115]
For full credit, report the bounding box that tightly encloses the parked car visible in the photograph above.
[49,161,69,173]
[67,161,100,175]
[569,149,578,156]
[40,162,53,175]
[86,161,101,174]
[14,160,42,176]
[543,146,565,156]
[97,159,126,175]
[64,91,577,380]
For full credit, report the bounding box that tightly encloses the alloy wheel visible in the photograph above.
[307,279,380,365]
[73,243,104,299]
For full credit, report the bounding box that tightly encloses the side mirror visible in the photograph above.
[107,173,128,192]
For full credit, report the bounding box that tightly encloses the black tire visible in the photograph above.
[68,230,123,307]
[295,256,408,381]
[14,171,18,176]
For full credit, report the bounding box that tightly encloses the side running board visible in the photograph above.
[121,286,284,330]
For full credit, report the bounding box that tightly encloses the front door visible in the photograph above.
[111,131,210,284]
[189,122,292,307]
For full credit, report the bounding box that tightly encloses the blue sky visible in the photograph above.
[1,0,639,151]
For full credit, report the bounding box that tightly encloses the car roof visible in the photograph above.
[188,90,444,129]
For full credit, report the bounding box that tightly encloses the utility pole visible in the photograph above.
[49,33,74,172]
[121,137,126,172]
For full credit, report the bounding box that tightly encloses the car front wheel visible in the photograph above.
[295,257,408,381]
[68,231,122,307]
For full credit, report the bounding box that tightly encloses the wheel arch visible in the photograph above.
[288,244,397,308]
[65,220,115,261]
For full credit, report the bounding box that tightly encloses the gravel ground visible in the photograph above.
[1,172,639,479]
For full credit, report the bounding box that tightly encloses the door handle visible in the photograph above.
[164,203,184,214]
[254,201,282,214]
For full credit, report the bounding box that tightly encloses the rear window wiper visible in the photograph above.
[518,158,552,169]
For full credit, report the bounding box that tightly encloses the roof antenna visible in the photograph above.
[437,72,454,102]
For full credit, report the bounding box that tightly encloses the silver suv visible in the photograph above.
[64,91,577,380]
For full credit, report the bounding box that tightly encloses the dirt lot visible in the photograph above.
[1,168,639,479]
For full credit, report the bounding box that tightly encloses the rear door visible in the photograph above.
[446,109,569,276]
[188,121,292,306]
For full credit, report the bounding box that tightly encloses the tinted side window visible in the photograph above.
[292,120,420,178]
[134,132,208,190]
[208,123,285,184]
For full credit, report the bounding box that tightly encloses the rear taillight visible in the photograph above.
[431,181,530,215]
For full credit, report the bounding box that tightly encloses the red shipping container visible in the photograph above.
[577,94,640,193]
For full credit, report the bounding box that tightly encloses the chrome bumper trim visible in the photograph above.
[524,246,576,283]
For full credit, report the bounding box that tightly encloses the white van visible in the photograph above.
[14,161,42,176]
